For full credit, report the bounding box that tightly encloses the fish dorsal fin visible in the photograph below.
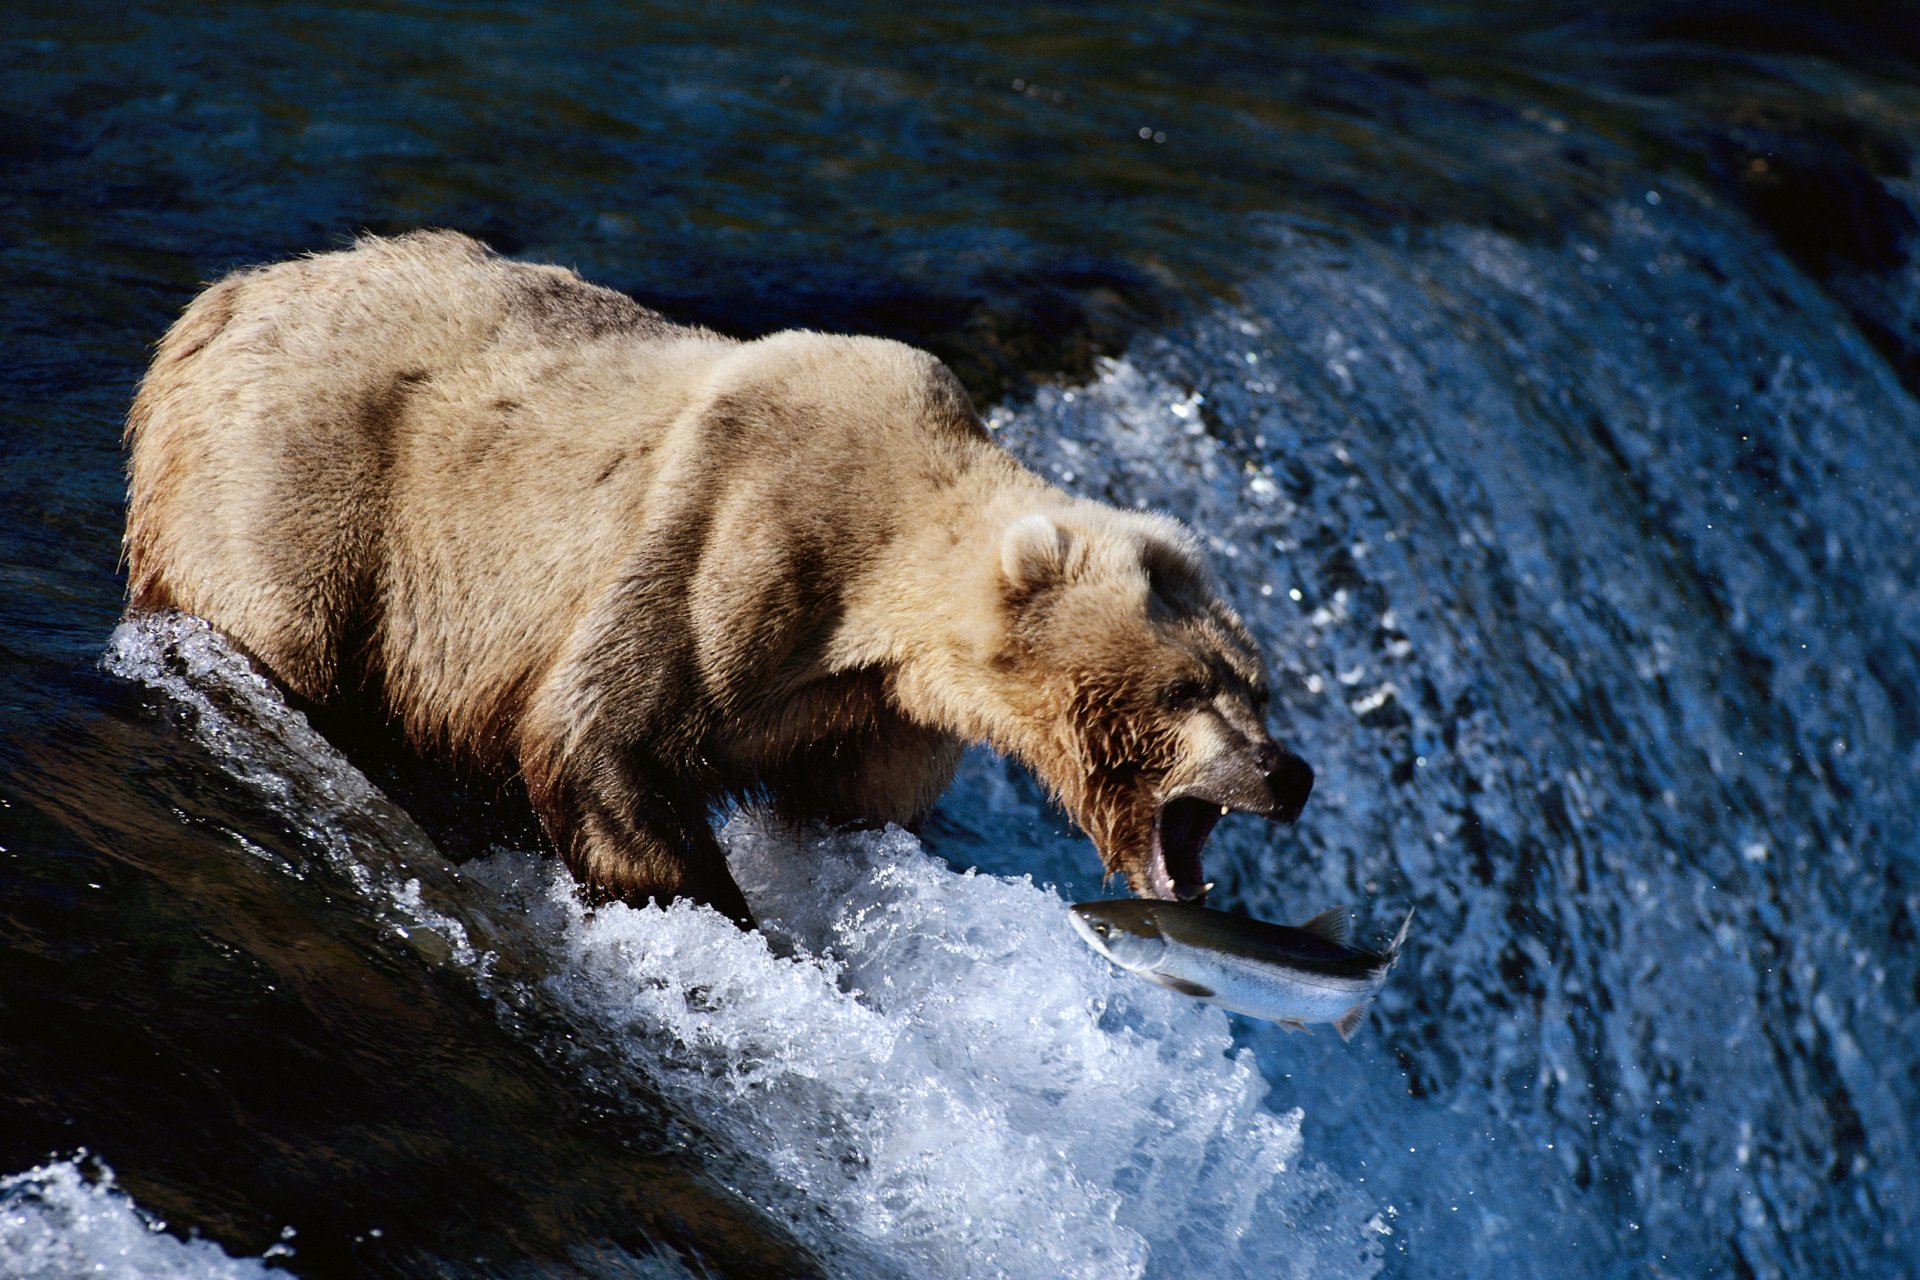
[1334,1001,1371,1041]
[1298,906,1350,946]
[1151,973,1215,999]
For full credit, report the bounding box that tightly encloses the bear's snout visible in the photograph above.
[1259,744,1314,823]
[1175,737,1313,824]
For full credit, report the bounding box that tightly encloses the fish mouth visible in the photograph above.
[1144,795,1224,904]
[1066,906,1109,956]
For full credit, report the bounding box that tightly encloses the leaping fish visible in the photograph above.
[1069,899,1414,1039]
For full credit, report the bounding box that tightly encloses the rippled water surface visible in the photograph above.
[4,3,1918,1277]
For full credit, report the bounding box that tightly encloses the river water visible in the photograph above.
[3,3,1916,1277]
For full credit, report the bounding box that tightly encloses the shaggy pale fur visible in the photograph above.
[125,231,1311,924]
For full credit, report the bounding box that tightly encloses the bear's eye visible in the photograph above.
[1164,680,1209,711]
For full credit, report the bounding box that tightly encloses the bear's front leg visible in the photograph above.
[529,746,754,929]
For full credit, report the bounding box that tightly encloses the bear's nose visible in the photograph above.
[1257,743,1314,822]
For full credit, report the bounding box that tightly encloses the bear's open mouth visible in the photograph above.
[1147,795,1223,904]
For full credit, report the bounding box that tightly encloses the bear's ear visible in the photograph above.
[1000,513,1071,592]
[1142,538,1203,613]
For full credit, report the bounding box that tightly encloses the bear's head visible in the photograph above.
[991,510,1313,903]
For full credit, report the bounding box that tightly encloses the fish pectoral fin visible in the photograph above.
[1277,1019,1310,1034]
[1334,1001,1371,1041]
[1150,973,1216,999]
[1297,906,1350,946]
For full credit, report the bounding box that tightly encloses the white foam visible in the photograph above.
[104,614,1387,1279]
[0,1158,277,1280]
[468,818,1383,1279]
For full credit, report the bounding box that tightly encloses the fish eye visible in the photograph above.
[1093,922,1110,937]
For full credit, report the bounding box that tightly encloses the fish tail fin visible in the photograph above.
[1388,906,1415,961]
[1334,1001,1370,1041]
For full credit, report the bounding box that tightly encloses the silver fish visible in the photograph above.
[1069,899,1413,1039]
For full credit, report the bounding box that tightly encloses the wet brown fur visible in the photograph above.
[124,231,1290,924]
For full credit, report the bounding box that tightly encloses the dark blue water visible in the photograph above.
[4,3,1917,1277]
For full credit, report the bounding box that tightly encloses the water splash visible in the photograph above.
[0,1158,278,1280]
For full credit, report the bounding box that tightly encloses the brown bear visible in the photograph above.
[124,231,1312,926]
